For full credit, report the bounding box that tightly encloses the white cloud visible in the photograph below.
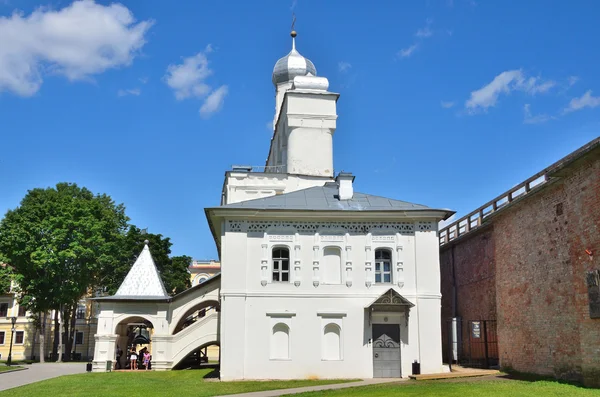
[523,103,554,124]
[465,70,555,113]
[415,18,433,38]
[165,45,228,117]
[138,77,148,84]
[0,0,153,97]
[164,51,213,100]
[441,101,455,108]
[200,85,228,119]
[338,61,352,72]
[118,88,140,97]
[398,44,419,58]
[266,120,274,132]
[568,76,579,87]
[563,90,600,114]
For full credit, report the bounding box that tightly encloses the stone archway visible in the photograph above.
[114,316,155,370]
[172,300,220,335]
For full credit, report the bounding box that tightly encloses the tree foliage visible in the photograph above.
[0,183,129,314]
[0,263,13,294]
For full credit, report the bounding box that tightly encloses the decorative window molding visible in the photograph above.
[269,234,294,242]
[320,235,345,242]
[396,245,405,288]
[372,235,395,242]
[365,244,373,288]
[293,244,302,287]
[313,245,320,287]
[260,244,269,286]
[345,245,352,287]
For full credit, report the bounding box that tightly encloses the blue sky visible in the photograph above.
[0,0,599,259]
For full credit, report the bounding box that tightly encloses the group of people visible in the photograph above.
[115,345,151,370]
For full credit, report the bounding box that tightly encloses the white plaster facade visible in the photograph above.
[92,30,453,380]
[204,31,453,380]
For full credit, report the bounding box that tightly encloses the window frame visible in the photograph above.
[18,305,27,317]
[75,331,84,345]
[14,330,24,345]
[374,249,393,284]
[0,331,5,345]
[0,302,8,317]
[271,246,290,283]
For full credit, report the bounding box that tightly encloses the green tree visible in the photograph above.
[166,255,192,294]
[0,183,128,362]
[0,263,13,294]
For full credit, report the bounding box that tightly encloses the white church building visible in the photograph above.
[92,30,453,380]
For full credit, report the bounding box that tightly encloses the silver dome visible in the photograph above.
[272,38,317,85]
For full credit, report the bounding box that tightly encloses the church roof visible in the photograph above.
[215,183,436,212]
[113,241,169,299]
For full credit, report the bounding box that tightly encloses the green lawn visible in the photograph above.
[295,379,600,396]
[0,369,355,397]
[0,365,23,372]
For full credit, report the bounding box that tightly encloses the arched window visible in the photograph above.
[271,323,290,359]
[323,247,342,284]
[272,247,290,282]
[375,249,392,284]
[323,323,341,360]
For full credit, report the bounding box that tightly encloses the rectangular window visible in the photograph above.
[75,331,84,345]
[272,248,290,282]
[15,331,24,345]
[76,306,86,320]
[0,331,5,345]
[0,303,8,317]
[375,250,392,284]
[18,305,27,317]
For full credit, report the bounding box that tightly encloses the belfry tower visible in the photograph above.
[267,29,339,178]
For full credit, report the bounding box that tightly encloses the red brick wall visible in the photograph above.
[494,155,600,385]
[440,151,600,386]
[440,227,496,361]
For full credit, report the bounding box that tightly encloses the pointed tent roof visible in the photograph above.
[113,240,169,299]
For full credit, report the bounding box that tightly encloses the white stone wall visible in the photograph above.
[219,219,444,380]
[223,172,333,205]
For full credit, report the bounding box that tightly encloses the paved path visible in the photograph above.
[0,363,87,392]
[213,378,404,397]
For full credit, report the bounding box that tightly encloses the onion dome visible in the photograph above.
[272,30,317,85]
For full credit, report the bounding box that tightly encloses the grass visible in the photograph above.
[294,378,600,396]
[0,368,356,397]
[0,365,23,372]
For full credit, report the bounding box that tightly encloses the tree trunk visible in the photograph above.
[64,305,77,361]
[39,312,46,363]
[57,305,63,363]
[52,310,59,360]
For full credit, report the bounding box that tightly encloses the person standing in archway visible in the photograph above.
[129,346,138,370]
